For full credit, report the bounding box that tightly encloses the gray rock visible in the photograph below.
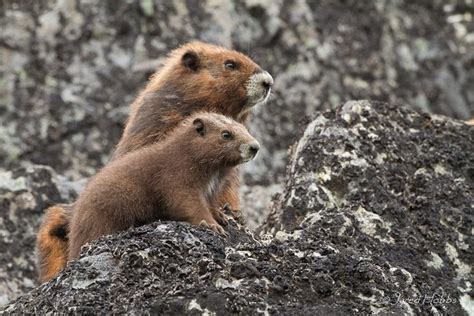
[262,100,473,313]
[2,102,472,315]
[0,165,80,305]
[1,0,473,184]
[239,183,283,229]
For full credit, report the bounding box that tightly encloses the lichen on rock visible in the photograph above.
[1,101,472,315]
[1,0,473,184]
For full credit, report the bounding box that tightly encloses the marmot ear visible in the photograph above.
[193,118,205,136]
[182,51,200,71]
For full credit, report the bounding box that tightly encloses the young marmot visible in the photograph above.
[68,112,260,259]
[37,41,273,282]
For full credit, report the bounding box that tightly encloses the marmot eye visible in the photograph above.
[224,61,236,70]
[221,131,233,140]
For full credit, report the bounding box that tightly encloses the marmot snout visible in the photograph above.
[239,142,260,162]
[244,70,273,115]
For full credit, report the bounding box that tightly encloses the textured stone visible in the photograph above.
[2,102,472,314]
[1,0,474,312]
[0,165,81,305]
[262,100,474,313]
[239,183,283,229]
[1,0,473,184]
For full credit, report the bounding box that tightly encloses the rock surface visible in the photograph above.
[0,165,81,306]
[2,102,472,315]
[1,0,473,183]
[239,183,283,229]
[1,0,474,312]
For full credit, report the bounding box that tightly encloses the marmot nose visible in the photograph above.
[249,142,260,157]
[260,72,273,92]
[262,81,271,92]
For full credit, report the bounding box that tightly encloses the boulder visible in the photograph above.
[2,102,472,315]
[1,0,473,184]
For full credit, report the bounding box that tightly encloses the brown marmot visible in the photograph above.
[69,112,260,259]
[37,41,273,282]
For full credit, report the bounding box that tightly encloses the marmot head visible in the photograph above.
[152,42,273,121]
[183,112,260,167]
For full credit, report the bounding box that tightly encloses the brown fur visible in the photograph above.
[69,113,259,259]
[37,41,271,281]
[116,41,265,157]
[36,205,71,283]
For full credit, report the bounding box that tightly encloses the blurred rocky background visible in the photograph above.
[1,0,473,183]
[0,0,473,311]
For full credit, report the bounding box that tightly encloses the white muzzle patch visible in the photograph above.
[239,142,260,162]
[245,71,273,108]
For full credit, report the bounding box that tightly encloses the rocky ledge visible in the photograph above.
[1,101,473,315]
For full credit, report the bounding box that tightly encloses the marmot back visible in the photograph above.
[69,112,260,259]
